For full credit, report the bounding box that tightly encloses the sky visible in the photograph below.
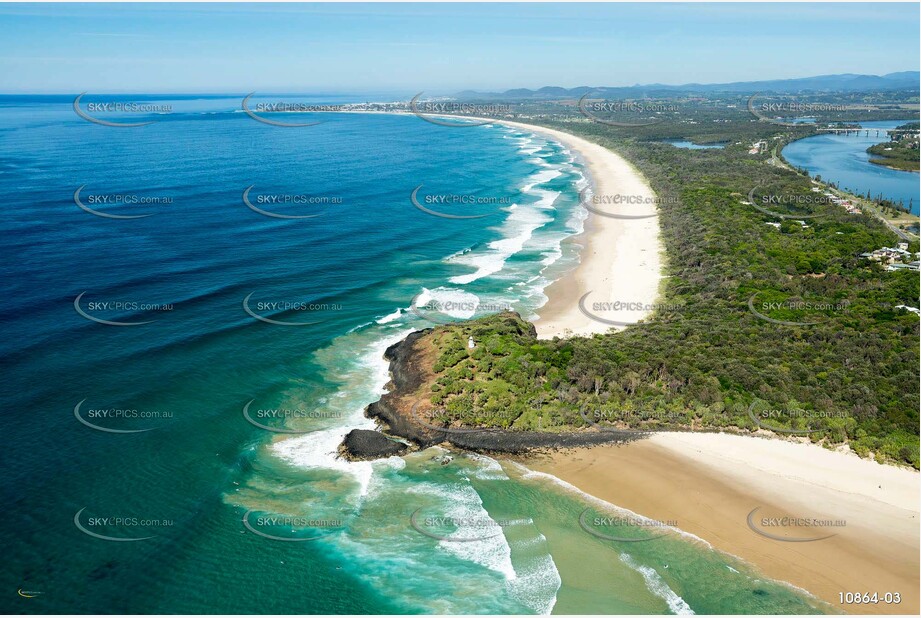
[0,2,918,94]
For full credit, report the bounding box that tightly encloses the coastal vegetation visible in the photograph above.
[418,108,920,468]
[867,122,920,171]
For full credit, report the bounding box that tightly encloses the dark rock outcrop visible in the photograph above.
[382,329,431,392]
[345,319,645,459]
[434,428,640,455]
[339,429,407,460]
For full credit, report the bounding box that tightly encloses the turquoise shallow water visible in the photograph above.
[1,95,828,614]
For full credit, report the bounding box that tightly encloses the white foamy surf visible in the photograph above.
[620,552,695,615]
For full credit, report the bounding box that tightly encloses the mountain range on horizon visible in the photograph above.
[456,71,921,100]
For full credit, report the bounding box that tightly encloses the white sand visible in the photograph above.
[498,122,664,339]
[649,431,919,513]
[529,432,920,613]
[421,116,665,339]
[331,112,664,337]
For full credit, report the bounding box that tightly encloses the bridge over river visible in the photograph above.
[816,127,919,137]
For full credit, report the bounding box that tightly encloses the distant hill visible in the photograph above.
[456,72,920,100]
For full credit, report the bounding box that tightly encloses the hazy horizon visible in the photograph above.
[1,2,918,94]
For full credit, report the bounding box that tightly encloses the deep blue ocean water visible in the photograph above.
[1,96,828,614]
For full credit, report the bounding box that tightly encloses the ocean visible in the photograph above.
[0,95,828,614]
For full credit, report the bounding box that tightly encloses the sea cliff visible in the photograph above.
[341,317,639,459]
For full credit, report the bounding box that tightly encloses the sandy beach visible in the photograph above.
[419,115,664,339]
[385,113,919,612]
[525,432,920,614]
[337,112,665,337]
[491,120,664,339]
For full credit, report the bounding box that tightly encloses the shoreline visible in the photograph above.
[335,112,919,611]
[361,111,665,339]
[867,158,920,173]
[523,432,920,615]
[778,122,921,233]
[472,117,665,339]
[347,322,644,459]
[778,138,920,241]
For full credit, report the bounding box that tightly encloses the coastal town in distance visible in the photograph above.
[1,2,919,617]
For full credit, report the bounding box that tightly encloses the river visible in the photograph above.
[782,119,919,215]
